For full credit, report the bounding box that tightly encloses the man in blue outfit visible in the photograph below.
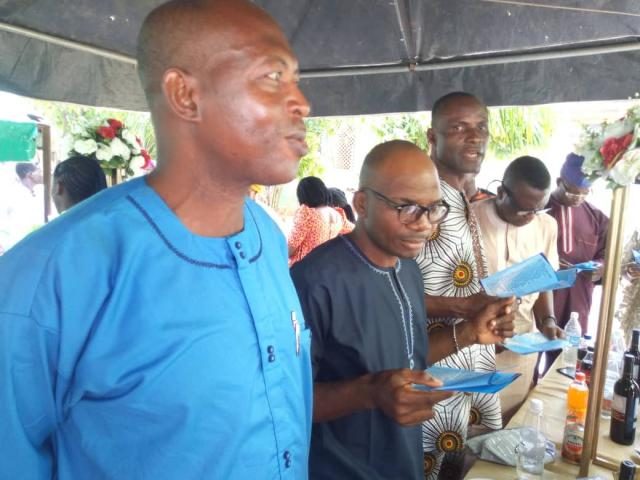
[0,1,312,479]
[291,140,516,479]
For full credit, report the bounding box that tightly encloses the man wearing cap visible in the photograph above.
[543,153,609,373]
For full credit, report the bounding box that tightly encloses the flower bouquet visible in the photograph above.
[68,118,154,179]
[576,104,640,188]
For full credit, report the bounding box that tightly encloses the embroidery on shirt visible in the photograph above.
[127,195,263,268]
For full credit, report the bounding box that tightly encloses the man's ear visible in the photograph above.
[353,190,367,219]
[161,68,200,122]
[427,127,436,153]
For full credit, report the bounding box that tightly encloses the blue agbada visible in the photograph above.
[0,177,312,480]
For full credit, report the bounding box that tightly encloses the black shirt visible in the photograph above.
[291,235,429,480]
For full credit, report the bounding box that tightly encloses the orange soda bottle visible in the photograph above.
[567,371,589,414]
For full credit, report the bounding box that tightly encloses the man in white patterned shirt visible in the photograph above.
[416,92,503,479]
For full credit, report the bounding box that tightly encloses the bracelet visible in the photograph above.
[453,323,460,352]
[542,315,557,326]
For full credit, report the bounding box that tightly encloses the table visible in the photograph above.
[465,364,616,479]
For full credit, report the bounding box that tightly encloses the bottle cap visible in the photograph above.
[575,372,586,382]
[584,334,592,340]
[529,398,543,414]
[620,459,636,476]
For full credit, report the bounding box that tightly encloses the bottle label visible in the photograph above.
[612,394,626,422]
[562,423,584,463]
[612,393,638,423]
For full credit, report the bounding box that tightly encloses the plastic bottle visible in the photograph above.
[516,399,546,479]
[562,372,588,463]
[603,353,622,419]
[576,334,592,372]
[567,371,589,414]
[563,312,582,369]
[581,347,594,386]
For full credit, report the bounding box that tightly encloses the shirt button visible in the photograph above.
[285,459,292,468]
[234,241,242,249]
[268,354,276,363]
[283,451,291,460]
[267,345,275,354]
[239,251,246,259]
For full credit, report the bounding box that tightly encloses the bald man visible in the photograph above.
[0,1,312,479]
[291,140,515,480]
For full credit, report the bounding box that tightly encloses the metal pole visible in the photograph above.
[39,124,52,223]
[301,40,640,79]
[0,21,137,65]
[579,186,629,476]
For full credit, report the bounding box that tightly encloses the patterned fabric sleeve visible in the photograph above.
[288,205,312,256]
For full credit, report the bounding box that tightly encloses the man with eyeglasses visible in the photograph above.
[416,92,507,479]
[472,155,564,420]
[291,140,515,480]
[543,152,609,374]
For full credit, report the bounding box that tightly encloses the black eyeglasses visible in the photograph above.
[502,184,550,217]
[362,187,450,225]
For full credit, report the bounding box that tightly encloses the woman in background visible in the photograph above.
[328,187,356,223]
[288,177,353,265]
[52,155,107,214]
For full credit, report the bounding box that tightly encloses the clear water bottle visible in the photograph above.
[563,312,582,369]
[516,399,547,479]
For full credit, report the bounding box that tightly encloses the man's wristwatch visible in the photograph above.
[541,315,558,326]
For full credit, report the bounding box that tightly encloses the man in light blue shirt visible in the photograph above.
[0,1,312,479]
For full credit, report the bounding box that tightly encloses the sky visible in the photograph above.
[0,91,36,121]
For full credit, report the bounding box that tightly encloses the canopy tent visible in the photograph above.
[1,0,639,115]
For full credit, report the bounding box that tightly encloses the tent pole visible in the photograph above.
[301,39,640,78]
[0,21,137,65]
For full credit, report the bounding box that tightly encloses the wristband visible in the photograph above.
[452,323,460,352]
[542,315,557,325]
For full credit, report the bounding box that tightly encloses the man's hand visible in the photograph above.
[626,263,640,281]
[459,292,499,319]
[588,263,604,283]
[466,296,516,345]
[369,369,452,426]
[559,259,573,269]
[541,317,565,340]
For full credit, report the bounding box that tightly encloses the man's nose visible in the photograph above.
[288,84,311,118]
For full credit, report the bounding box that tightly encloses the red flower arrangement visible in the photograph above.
[70,117,155,178]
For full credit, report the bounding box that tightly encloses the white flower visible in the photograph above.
[609,148,640,186]
[121,129,135,146]
[121,129,141,154]
[73,139,98,155]
[603,118,634,139]
[110,137,131,161]
[130,155,144,169]
[95,143,113,161]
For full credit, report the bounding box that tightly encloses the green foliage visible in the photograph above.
[488,106,554,159]
[373,113,430,151]
[297,117,334,178]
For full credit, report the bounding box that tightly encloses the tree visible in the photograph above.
[373,113,430,151]
[488,106,554,159]
[297,117,333,178]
